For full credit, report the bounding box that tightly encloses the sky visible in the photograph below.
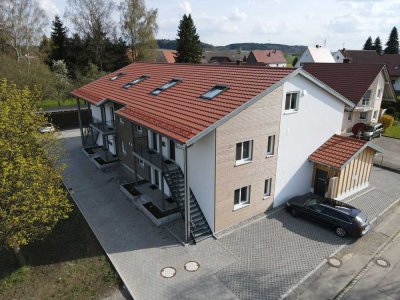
[39,0,400,51]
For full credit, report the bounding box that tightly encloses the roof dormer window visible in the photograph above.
[201,85,229,100]
[151,79,181,95]
[110,73,125,81]
[123,75,149,89]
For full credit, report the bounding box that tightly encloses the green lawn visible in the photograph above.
[284,54,298,67]
[384,124,400,139]
[40,98,77,109]
[0,204,121,299]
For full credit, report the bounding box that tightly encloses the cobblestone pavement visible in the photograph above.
[216,167,400,300]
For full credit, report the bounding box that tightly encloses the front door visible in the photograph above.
[169,140,175,161]
[153,169,159,187]
[314,169,328,197]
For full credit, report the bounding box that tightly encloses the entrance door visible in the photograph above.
[169,140,175,161]
[314,169,328,197]
[153,169,160,187]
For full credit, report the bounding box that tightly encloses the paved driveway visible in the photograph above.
[372,136,400,172]
[61,129,400,300]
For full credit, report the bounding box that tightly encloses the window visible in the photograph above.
[152,132,158,151]
[264,179,272,198]
[376,88,382,99]
[266,135,275,156]
[119,117,124,125]
[151,79,181,95]
[234,186,250,209]
[235,140,252,164]
[361,90,371,106]
[123,75,148,89]
[139,159,144,168]
[136,125,142,134]
[201,85,229,100]
[110,73,125,81]
[359,112,368,120]
[347,111,353,121]
[121,141,126,155]
[285,92,299,112]
[373,110,378,119]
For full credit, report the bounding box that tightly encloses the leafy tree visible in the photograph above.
[373,36,382,54]
[292,56,298,67]
[119,0,158,62]
[39,35,53,63]
[384,27,399,54]
[0,0,48,63]
[0,80,72,266]
[175,14,202,63]
[102,37,130,71]
[363,36,373,50]
[51,60,72,106]
[64,33,91,78]
[49,16,68,63]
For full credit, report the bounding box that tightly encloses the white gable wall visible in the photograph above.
[274,74,345,207]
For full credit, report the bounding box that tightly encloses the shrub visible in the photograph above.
[379,114,395,131]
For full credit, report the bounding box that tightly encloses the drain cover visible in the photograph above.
[327,257,342,268]
[160,267,176,278]
[375,258,390,268]
[184,261,200,272]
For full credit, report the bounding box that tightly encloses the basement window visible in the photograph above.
[110,73,125,81]
[151,79,181,95]
[201,85,229,100]
[123,75,149,89]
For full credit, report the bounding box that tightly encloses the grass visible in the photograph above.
[40,98,77,109]
[0,204,121,299]
[384,123,400,139]
[284,54,298,67]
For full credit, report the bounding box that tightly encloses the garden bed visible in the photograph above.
[122,183,142,196]
[143,202,180,219]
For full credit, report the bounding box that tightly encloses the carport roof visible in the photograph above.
[309,134,383,169]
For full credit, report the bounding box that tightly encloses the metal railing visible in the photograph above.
[91,117,115,133]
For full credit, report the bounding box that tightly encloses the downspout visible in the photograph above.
[183,144,191,243]
[76,98,84,147]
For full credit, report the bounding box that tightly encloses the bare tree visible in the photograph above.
[0,0,47,63]
[119,0,158,62]
[65,0,115,69]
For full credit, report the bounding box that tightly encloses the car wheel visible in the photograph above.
[335,226,347,237]
[291,208,298,217]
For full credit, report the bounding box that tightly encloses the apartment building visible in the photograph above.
[72,62,366,242]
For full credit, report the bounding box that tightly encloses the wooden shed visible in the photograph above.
[309,135,383,200]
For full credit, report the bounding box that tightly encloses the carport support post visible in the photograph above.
[77,98,84,146]
[184,145,191,243]
[159,134,166,210]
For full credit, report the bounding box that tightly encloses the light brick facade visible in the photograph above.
[214,86,283,232]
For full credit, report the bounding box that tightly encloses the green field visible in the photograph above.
[40,98,77,109]
[284,54,299,67]
[0,205,120,299]
[384,123,400,139]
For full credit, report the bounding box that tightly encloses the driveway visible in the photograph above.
[61,129,400,300]
[372,136,400,172]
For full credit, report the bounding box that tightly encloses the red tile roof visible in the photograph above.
[162,50,176,63]
[72,63,295,143]
[302,63,385,105]
[250,50,287,64]
[309,134,376,169]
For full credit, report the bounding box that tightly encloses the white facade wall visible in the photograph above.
[91,104,102,121]
[267,63,287,67]
[274,75,345,207]
[333,50,345,63]
[188,130,216,232]
[393,77,400,91]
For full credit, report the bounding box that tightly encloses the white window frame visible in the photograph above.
[234,186,250,210]
[264,178,272,199]
[235,140,253,165]
[347,111,353,122]
[121,140,126,155]
[266,135,275,157]
[359,112,368,120]
[136,125,142,134]
[139,159,145,168]
[284,92,300,113]
[373,110,378,119]
[376,88,382,99]
[119,117,124,125]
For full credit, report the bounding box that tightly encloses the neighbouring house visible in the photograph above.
[201,50,249,64]
[334,49,400,92]
[158,50,176,63]
[303,63,396,134]
[295,46,335,67]
[309,135,382,200]
[72,62,366,242]
[246,50,287,67]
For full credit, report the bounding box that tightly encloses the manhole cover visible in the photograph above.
[375,258,391,268]
[184,261,200,272]
[160,267,176,278]
[327,257,342,268]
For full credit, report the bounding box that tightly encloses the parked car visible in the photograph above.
[361,123,383,140]
[38,123,55,133]
[286,193,370,237]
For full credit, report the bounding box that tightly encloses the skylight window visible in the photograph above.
[110,73,125,81]
[151,79,181,95]
[123,75,149,89]
[201,85,229,100]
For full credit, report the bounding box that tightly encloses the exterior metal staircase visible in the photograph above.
[163,166,213,243]
[83,126,99,147]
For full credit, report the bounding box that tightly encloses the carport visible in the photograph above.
[309,134,383,200]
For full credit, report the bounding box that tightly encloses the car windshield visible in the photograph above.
[365,126,374,132]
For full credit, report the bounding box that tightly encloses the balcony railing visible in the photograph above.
[91,117,115,134]
[133,136,163,168]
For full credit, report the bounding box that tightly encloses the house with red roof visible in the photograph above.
[303,63,396,134]
[72,62,373,242]
[247,50,287,67]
